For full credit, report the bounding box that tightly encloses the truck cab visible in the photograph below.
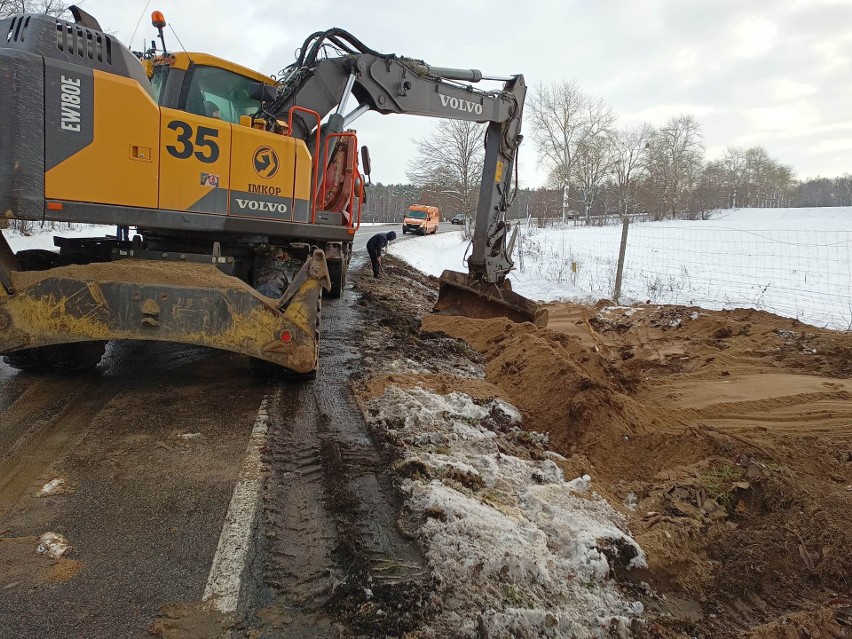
[402,205,440,235]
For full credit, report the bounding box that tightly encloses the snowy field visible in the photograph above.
[4,223,118,252]
[6,209,851,329]
[390,208,852,330]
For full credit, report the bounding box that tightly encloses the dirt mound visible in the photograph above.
[421,314,687,482]
[351,259,852,636]
[421,303,852,637]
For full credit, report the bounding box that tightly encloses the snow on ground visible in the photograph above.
[365,383,645,638]
[4,223,117,252]
[389,208,852,329]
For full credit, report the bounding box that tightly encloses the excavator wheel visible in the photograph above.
[327,259,347,298]
[252,255,290,299]
[48,342,107,373]
[2,249,106,373]
[249,260,322,383]
[3,348,49,372]
[3,342,106,374]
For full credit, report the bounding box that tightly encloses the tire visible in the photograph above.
[15,248,61,270]
[327,258,347,298]
[2,250,105,374]
[253,255,289,298]
[3,349,48,372]
[3,342,105,373]
[47,342,106,373]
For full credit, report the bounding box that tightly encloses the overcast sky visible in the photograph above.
[85,0,851,187]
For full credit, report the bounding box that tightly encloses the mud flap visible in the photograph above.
[434,270,548,328]
[0,250,331,373]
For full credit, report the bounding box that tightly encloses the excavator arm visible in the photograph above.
[262,37,546,326]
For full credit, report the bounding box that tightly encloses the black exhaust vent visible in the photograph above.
[55,20,111,64]
[5,15,30,43]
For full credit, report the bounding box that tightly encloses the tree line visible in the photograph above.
[386,79,847,226]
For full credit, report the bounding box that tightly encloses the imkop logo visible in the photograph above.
[253,146,279,179]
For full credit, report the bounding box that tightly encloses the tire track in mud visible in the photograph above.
[0,344,271,639]
[0,375,108,517]
[251,289,428,637]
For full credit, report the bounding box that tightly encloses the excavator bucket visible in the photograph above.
[0,248,331,373]
[434,270,549,328]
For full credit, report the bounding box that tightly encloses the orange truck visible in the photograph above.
[402,205,440,235]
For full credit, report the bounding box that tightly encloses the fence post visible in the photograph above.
[613,217,630,303]
[517,226,525,272]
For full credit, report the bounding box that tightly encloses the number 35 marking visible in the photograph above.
[165,120,220,163]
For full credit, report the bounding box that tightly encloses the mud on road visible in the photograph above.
[0,343,269,639]
[2,249,850,638]
[351,256,852,638]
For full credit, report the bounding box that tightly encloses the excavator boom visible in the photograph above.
[264,38,547,326]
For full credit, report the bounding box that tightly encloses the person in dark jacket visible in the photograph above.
[366,231,396,277]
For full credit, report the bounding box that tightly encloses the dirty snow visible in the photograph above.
[390,207,852,329]
[37,478,65,497]
[366,385,645,637]
[36,532,71,559]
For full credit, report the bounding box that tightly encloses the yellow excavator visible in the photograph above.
[0,6,546,375]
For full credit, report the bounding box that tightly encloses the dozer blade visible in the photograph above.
[0,251,331,373]
[434,270,548,328]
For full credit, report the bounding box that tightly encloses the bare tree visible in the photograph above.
[407,119,484,225]
[573,132,613,223]
[0,0,72,19]
[645,114,704,218]
[611,124,653,220]
[527,81,615,217]
[723,146,748,208]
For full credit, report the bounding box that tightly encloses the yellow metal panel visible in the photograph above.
[293,140,312,201]
[229,128,310,199]
[159,107,232,213]
[45,71,160,208]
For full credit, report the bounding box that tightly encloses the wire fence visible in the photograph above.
[515,217,852,330]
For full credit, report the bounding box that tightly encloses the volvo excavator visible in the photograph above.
[0,6,547,375]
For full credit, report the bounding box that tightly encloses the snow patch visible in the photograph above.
[390,208,852,329]
[365,384,645,637]
[37,478,65,497]
[5,224,118,253]
[36,532,71,559]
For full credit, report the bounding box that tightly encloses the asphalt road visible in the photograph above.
[0,226,431,638]
[0,343,268,638]
[353,221,459,253]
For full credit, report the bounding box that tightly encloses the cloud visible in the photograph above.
[731,15,779,58]
[82,0,852,185]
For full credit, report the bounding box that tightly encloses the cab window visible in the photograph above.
[183,65,263,123]
[150,64,169,103]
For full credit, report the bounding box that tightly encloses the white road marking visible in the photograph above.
[202,393,271,613]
